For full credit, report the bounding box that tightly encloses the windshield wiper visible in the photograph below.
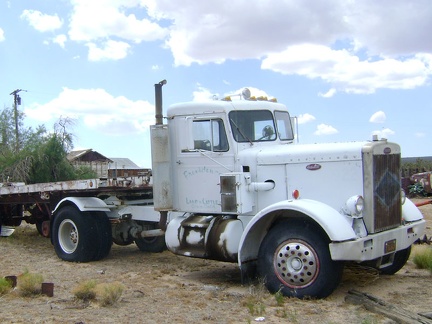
[230,119,253,145]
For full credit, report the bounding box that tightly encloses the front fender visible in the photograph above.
[402,198,424,222]
[238,199,356,268]
[53,197,111,214]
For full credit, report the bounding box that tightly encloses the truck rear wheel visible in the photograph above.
[52,206,98,262]
[257,222,343,299]
[135,236,167,253]
[134,222,167,253]
[90,212,112,261]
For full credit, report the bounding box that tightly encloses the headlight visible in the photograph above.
[344,195,364,216]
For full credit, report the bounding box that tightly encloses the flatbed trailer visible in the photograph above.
[0,174,165,262]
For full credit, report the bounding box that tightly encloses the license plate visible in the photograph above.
[384,239,396,254]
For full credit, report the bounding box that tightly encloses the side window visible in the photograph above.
[192,119,229,152]
[275,110,294,141]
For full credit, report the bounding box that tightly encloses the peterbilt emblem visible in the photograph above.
[383,147,391,154]
[306,164,322,171]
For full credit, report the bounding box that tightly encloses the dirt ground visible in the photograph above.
[1,198,431,324]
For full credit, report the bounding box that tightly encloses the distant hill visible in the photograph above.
[402,156,432,164]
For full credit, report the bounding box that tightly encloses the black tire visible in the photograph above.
[52,206,98,262]
[90,212,113,261]
[257,222,343,299]
[379,246,411,275]
[135,230,166,253]
[134,222,167,253]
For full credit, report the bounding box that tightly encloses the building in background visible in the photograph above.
[67,149,112,178]
[108,158,150,178]
[67,149,149,179]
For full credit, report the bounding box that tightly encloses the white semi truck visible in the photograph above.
[0,80,425,298]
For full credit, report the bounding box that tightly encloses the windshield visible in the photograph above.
[229,110,293,143]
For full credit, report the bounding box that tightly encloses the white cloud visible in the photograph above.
[319,88,337,98]
[24,88,154,135]
[20,10,63,32]
[143,1,432,93]
[261,44,432,95]
[415,132,426,138]
[65,0,167,61]
[53,34,67,48]
[314,124,338,136]
[372,128,395,139]
[0,28,4,42]
[87,40,130,61]
[297,113,316,124]
[369,111,386,123]
[343,1,432,56]
[68,0,167,43]
[147,1,347,66]
[192,86,216,102]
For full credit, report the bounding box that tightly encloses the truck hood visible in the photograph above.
[238,141,367,166]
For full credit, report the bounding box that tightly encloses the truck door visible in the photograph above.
[173,117,234,213]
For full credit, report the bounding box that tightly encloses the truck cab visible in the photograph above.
[151,83,425,299]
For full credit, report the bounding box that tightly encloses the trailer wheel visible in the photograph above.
[257,222,343,299]
[90,212,112,261]
[52,206,97,262]
[379,246,411,275]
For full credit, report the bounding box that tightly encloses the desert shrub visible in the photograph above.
[0,277,13,295]
[408,182,428,197]
[412,246,432,273]
[17,270,43,296]
[96,282,124,307]
[72,280,97,301]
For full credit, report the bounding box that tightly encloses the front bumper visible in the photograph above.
[329,219,426,261]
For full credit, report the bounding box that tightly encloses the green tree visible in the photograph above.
[0,108,96,183]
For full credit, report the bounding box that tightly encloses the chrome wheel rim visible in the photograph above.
[58,219,78,254]
[274,239,319,288]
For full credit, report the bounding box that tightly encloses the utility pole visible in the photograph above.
[9,89,27,152]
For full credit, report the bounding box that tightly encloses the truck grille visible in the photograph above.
[371,153,401,232]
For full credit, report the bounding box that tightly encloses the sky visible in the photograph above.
[0,0,431,168]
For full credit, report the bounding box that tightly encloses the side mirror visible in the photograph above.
[178,117,195,151]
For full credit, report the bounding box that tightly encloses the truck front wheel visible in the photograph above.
[52,206,98,262]
[257,222,343,299]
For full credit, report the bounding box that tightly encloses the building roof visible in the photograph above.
[67,149,112,163]
[108,158,143,170]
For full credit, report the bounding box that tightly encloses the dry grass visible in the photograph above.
[96,282,124,307]
[72,280,97,301]
[412,245,432,273]
[72,280,124,306]
[17,270,43,297]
